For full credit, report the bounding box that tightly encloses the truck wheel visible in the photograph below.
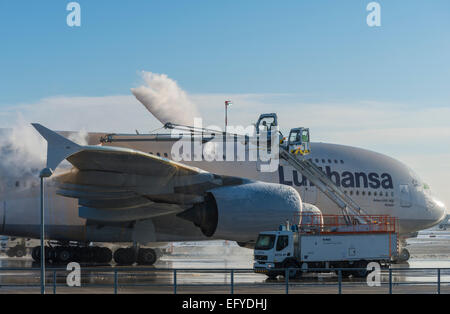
[266,272,277,280]
[352,261,369,278]
[283,260,299,279]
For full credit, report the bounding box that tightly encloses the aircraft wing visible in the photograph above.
[32,124,246,223]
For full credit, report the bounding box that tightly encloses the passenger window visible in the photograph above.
[276,235,289,251]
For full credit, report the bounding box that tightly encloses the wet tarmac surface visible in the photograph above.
[0,231,449,294]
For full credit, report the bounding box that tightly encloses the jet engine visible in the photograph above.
[178,181,302,243]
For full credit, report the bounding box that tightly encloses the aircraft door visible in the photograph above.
[275,234,293,259]
[399,184,412,207]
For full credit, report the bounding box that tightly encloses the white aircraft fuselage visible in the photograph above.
[102,136,446,236]
[0,133,446,244]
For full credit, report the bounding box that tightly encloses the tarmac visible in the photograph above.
[0,229,449,294]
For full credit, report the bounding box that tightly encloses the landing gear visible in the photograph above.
[31,244,160,266]
[31,246,40,261]
[395,248,410,263]
[6,245,27,258]
[31,245,113,265]
[113,248,136,265]
[113,248,158,266]
[137,248,157,265]
[392,239,410,263]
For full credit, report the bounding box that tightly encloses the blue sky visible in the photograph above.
[0,1,449,207]
[1,0,449,105]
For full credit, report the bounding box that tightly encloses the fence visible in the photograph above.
[0,267,448,294]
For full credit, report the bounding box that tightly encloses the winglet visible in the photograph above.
[32,123,82,171]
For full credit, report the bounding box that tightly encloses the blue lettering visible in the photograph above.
[355,172,368,188]
[381,173,393,189]
[326,166,340,187]
[278,166,292,186]
[368,173,380,189]
[341,171,354,188]
[278,166,394,190]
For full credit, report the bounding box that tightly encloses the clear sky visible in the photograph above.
[1,1,449,104]
[0,1,449,207]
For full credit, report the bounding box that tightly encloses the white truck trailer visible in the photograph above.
[254,214,398,279]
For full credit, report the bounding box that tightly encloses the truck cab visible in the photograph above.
[287,127,310,155]
[254,230,297,278]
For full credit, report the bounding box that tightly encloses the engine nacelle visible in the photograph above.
[178,181,302,243]
[300,203,323,226]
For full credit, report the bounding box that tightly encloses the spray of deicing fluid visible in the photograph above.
[131,71,200,126]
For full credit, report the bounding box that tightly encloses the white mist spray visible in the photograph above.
[0,117,46,189]
[0,117,89,190]
[131,71,200,126]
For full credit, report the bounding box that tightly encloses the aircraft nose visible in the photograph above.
[426,196,447,226]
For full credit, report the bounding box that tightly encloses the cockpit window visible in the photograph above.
[255,234,276,250]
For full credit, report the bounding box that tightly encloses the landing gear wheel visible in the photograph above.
[56,247,72,264]
[80,247,95,264]
[137,248,157,265]
[399,249,410,262]
[32,246,41,262]
[6,248,16,257]
[15,247,25,258]
[113,248,136,265]
[94,247,112,264]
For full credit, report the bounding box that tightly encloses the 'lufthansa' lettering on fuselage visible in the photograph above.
[278,166,394,189]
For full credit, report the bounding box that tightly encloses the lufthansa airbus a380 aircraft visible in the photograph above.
[0,114,446,265]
